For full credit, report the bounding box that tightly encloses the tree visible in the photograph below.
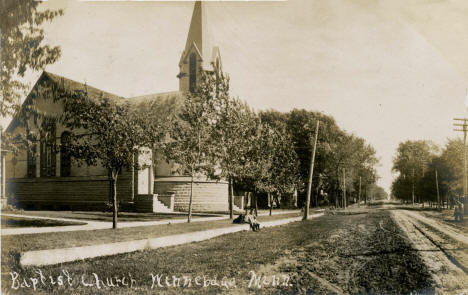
[60,89,148,229]
[1,1,63,177]
[259,110,301,213]
[260,109,380,210]
[251,123,277,215]
[392,140,438,204]
[164,71,217,222]
[437,138,464,196]
[210,75,259,219]
[1,0,63,118]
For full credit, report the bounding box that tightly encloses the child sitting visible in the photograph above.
[232,212,260,231]
[245,212,260,231]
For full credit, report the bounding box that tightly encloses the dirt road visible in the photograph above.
[392,209,468,294]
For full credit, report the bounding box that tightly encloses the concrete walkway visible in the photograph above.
[1,210,302,236]
[20,212,322,266]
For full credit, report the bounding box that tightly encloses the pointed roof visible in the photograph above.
[179,1,220,70]
[6,71,125,132]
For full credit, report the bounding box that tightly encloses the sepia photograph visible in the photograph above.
[1,0,468,294]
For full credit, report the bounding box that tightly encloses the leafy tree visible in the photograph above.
[245,109,379,210]
[1,1,63,169]
[259,110,301,212]
[368,184,388,201]
[164,71,217,222]
[419,138,464,207]
[210,76,259,219]
[1,0,63,118]
[437,138,464,196]
[250,123,277,215]
[391,140,438,204]
[60,90,148,229]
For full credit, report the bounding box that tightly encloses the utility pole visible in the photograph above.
[412,168,415,206]
[0,129,3,201]
[453,118,467,197]
[435,170,440,210]
[343,168,347,209]
[454,118,468,215]
[358,176,361,207]
[304,120,320,220]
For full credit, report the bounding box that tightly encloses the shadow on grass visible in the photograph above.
[1,217,86,229]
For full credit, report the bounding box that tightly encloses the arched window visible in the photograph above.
[26,132,37,178]
[27,145,36,178]
[60,131,72,177]
[189,53,197,92]
[40,119,56,177]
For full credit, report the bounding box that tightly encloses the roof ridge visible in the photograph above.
[43,71,124,99]
[130,90,183,99]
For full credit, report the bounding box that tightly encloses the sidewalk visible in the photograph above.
[20,212,322,266]
[1,210,302,236]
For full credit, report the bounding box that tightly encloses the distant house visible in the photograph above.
[5,1,238,213]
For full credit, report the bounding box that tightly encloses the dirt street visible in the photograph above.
[2,205,467,295]
[391,209,468,294]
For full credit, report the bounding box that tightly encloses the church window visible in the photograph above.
[60,131,72,177]
[40,119,56,177]
[27,144,36,178]
[189,53,197,92]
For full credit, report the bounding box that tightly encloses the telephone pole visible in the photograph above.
[435,170,440,209]
[304,120,320,220]
[453,118,467,197]
[358,176,361,207]
[412,167,415,206]
[343,168,347,209]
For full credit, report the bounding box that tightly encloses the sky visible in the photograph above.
[11,0,468,192]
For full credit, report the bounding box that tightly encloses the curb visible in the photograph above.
[20,213,322,267]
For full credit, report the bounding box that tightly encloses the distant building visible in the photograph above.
[5,1,239,212]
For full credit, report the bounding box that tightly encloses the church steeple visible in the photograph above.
[178,1,222,92]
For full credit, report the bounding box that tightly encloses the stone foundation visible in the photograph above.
[154,177,228,212]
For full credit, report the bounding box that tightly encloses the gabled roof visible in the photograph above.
[44,71,124,103]
[7,71,184,132]
[129,91,186,119]
[6,71,125,132]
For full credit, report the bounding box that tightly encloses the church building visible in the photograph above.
[5,2,240,213]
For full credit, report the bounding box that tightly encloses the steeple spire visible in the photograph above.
[178,1,222,92]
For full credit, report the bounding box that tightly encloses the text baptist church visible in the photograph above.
[5,2,242,213]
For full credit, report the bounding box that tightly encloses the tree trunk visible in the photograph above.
[269,192,272,216]
[245,192,250,215]
[255,193,258,217]
[188,173,194,223]
[315,186,319,208]
[112,172,118,229]
[228,177,233,219]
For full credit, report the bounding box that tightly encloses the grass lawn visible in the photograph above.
[1,216,86,229]
[1,213,301,269]
[1,210,434,295]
